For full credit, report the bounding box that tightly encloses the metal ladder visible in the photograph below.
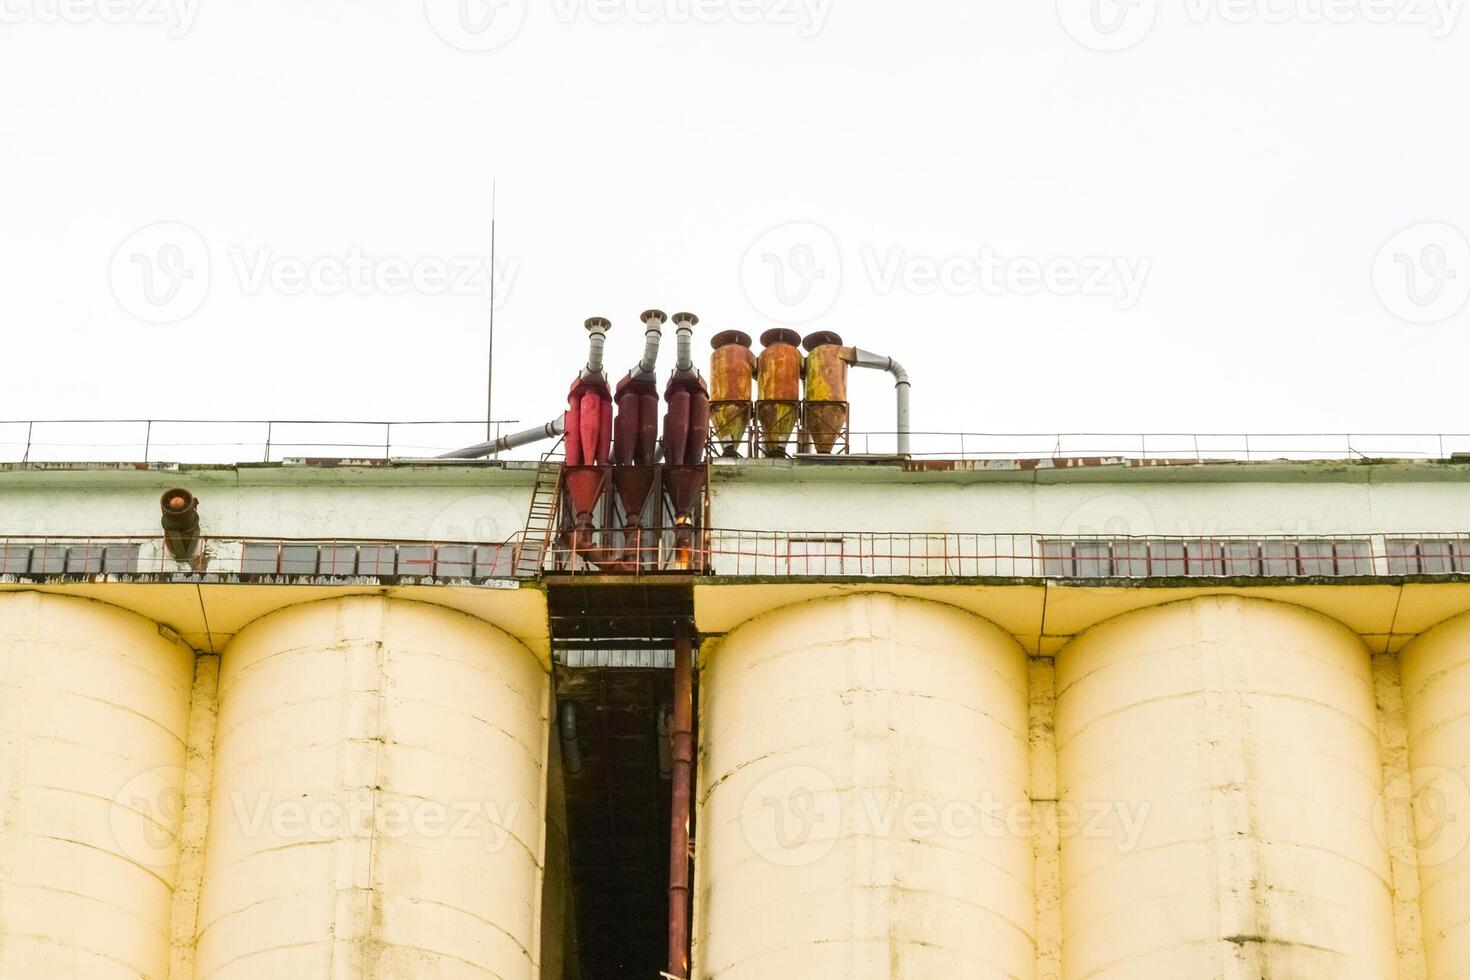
[515,438,564,577]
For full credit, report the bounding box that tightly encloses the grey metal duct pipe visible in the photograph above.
[846,348,912,456]
[438,416,565,459]
[581,316,610,382]
[636,310,666,382]
[559,701,583,776]
[671,312,698,376]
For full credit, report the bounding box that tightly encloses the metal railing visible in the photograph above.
[3,531,1469,582]
[700,530,1470,579]
[0,534,525,580]
[0,419,523,464]
[5,422,1470,465]
[813,432,1470,462]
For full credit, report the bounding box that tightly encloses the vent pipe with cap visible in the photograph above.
[160,488,202,562]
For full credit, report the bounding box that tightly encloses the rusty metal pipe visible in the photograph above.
[844,347,911,456]
[667,621,695,979]
[160,488,201,561]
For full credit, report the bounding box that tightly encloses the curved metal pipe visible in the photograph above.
[438,416,565,459]
[844,347,912,456]
[636,309,666,382]
[581,316,611,381]
[671,312,698,376]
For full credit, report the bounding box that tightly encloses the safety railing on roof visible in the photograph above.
[823,432,1470,461]
[5,422,1470,464]
[0,420,522,464]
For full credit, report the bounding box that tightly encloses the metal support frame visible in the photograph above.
[751,399,802,458]
[797,399,852,455]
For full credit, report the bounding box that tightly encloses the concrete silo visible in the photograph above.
[1400,610,1470,978]
[193,596,551,979]
[694,593,1034,978]
[0,592,195,979]
[1055,596,1395,979]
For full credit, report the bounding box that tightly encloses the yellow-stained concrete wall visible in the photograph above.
[193,596,551,979]
[1055,596,1396,978]
[1401,610,1470,979]
[694,593,1034,978]
[0,592,196,979]
[539,723,581,980]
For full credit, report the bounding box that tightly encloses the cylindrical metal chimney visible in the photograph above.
[581,315,610,382]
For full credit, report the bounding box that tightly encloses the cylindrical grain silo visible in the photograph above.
[195,596,551,979]
[0,592,195,979]
[1400,610,1470,978]
[695,593,1034,978]
[1055,596,1395,979]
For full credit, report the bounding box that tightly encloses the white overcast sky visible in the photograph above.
[2,0,1468,459]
